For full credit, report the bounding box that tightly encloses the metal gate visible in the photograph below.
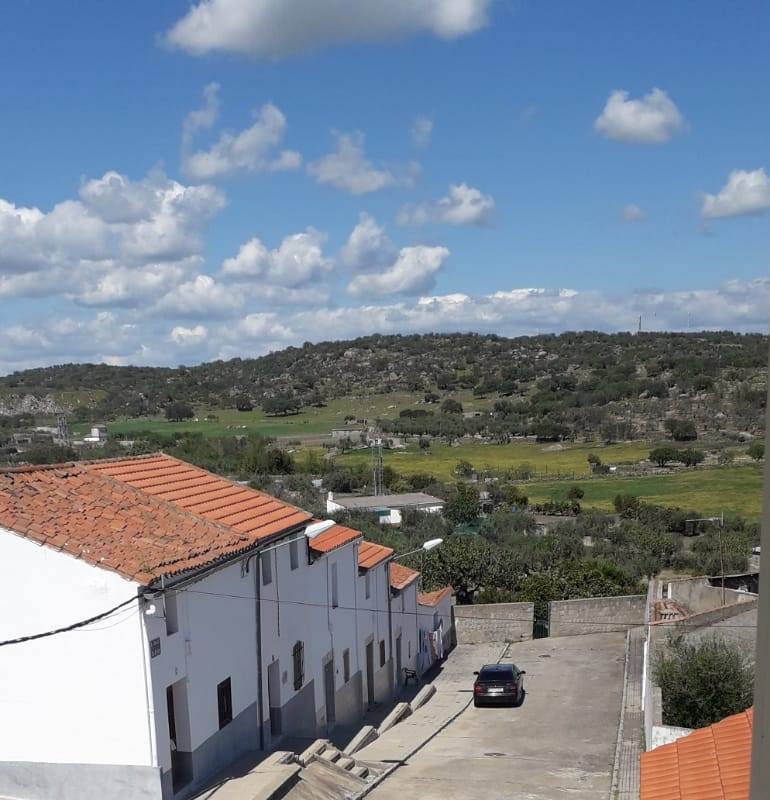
[533,605,550,639]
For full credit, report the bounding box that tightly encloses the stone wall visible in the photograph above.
[549,595,646,637]
[453,602,534,644]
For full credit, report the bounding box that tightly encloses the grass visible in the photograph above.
[336,440,654,481]
[525,464,764,520]
[96,392,492,440]
[90,390,497,440]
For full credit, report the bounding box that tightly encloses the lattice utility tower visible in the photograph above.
[371,437,384,496]
[56,413,70,447]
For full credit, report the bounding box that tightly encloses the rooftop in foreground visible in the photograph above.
[640,708,753,800]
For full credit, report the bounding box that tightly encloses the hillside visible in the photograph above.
[0,331,767,440]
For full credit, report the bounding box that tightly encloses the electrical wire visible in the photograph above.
[180,587,761,628]
[0,595,139,647]
[1,583,758,647]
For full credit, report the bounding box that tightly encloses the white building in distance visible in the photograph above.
[0,454,452,800]
[326,491,445,525]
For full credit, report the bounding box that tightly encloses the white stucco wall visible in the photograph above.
[355,561,392,703]
[390,582,419,685]
[145,559,261,779]
[0,528,151,767]
[258,534,364,742]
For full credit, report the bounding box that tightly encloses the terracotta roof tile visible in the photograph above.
[418,586,453,606]
[0,453,312,586]
[390,562,420,591]
[358,540,394,570]
[90,453,310,536]
[308,523,362,554]
[640,708,753,800]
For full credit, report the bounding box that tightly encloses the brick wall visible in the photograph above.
[453,602,534,644]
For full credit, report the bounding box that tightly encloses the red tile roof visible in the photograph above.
[640,708,753,800]
[418,586,453,607]
[90,454,310,538]
[0,453,313,586]
[358,540,394,570]
[390,562,420,591]
[308,523,362,554]
[0,464,257,584]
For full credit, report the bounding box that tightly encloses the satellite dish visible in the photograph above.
[305,520,336,540]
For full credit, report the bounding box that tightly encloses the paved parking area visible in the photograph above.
[366,632,627,800]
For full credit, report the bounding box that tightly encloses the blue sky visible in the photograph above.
[0,0,768,372]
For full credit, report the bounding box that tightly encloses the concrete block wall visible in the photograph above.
[549,595,646,637]
[453,602,534,644]
[666,576,754,615]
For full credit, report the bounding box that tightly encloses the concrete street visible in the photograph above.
[365,632,627,800]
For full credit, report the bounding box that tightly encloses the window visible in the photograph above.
[343,649,350,683]
[331,562,338,608]
[289,538,299,571]
[379,640,386,667]
[261,552,272,586]
[165,592,179,635]
[293,641,305,690]
[365,571,371,599]
[217,678,232,729]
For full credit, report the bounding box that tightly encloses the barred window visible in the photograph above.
[293,641,305,691]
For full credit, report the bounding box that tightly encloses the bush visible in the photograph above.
[649,445,680,467]
[654,636,753,729]
[748,441,765,461]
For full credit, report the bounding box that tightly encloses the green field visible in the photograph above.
[97,391,494,440]
[337,440,655,480]
[525,464,763,520]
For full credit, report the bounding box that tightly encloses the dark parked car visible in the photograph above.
[473,663,525,707]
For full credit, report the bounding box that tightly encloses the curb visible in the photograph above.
[351,643,510,800]
[609,629,631,799]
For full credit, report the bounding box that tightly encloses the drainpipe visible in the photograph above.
[253,556,265,752]
[386,559,394,696]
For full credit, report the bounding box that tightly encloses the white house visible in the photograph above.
[326,491,445,525]
[0,453,453,800]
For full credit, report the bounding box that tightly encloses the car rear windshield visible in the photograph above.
[478,665,514,682]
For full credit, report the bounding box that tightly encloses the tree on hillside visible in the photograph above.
[445,482,481,524]
[748,441,765,461]
[455,459,474,478]
[655,636,753,729]
[679,448,705,467]
[235,394,254,412]
[165,401,194,421]
[649,445,680,467]
[262,393,300,416]
[664,418,698,441]
[441,398,463,415]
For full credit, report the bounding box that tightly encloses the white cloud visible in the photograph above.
[221,228,332,287]
[339,213,396,272]
[155,275,244,317]
[594,88,686,144]
[165,0,491,59]
[170,324,209,346]
[182,93,301,181]
[701,168,770,219]
[398,183,495,226]
[411,115,434,147]
[347,245,450,297]
[308,132,419,195]
[622,204,646,222]
[3,278,769,374]
[0,171,224,308]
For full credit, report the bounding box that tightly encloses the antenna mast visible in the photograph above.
[371,437,384,496]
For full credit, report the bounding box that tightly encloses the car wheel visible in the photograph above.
[514,688,525,707]
[473,698,481,707]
